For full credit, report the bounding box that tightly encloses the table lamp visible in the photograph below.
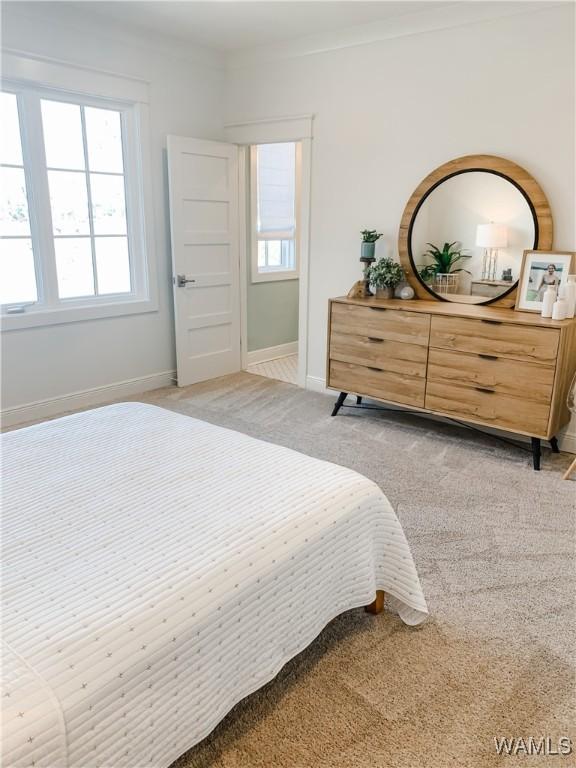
[476,223,508,280]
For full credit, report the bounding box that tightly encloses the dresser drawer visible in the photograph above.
[427,348,555,404]
[425,380,550,436]
[429,315,559,364]
[330,332,427,378]
[331,303,430,346]
[329,360,425,408]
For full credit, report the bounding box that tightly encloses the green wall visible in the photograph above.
[247,278,299,352]
[242,151,299,354]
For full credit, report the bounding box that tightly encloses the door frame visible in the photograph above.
[225,115,313,389]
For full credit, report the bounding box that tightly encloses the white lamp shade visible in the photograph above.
[476,223,508,248]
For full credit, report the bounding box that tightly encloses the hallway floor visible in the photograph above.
[246,354,298,385]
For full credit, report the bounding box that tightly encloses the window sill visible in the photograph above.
[1,296,158,331]
[251,270,299,284]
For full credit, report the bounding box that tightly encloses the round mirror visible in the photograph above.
[399,156,553,305]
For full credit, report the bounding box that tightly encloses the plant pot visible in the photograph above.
[375,285,393,299]
[361,242,375,261]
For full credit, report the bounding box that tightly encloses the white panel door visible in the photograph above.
[167,136,240,386]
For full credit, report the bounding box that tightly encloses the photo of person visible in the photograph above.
[529,262,563,302]
[516,251,575,312]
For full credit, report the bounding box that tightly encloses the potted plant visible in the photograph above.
[360,229,383,262]
[418,242,471,293]
[368,257,404,299]
[347,230,384,298]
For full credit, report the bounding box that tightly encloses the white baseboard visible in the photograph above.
[559,430,576,454]
[306,375,576,455]
[1,370,176,428]
[246,341,298,366]
[305,374,331,395]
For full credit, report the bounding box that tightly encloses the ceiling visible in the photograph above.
[64,1,449,52]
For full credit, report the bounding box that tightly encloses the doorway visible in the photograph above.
[240,139,305,387]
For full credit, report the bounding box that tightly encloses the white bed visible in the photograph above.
[1,403,427,768]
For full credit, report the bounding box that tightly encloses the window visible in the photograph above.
[0,92,37,306]
[250,142,300,282]
[0,81,154,329]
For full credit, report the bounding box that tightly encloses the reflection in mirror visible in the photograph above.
[410,171,536,303]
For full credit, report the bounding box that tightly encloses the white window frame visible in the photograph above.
[250,142,301,283]
[1,52,157,331]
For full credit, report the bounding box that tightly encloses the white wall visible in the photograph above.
[1,3,225,413]
[225,3,575,380]
[225,3,576,447]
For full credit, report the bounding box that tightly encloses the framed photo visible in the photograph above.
[515,250,575,313]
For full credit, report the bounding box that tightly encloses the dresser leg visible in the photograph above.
[550,436,559,453]
[356,395,363,405]
[331,391,348,417]
[531,437,541,471]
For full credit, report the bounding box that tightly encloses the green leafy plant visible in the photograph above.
[368,257,404,288]
[418,242,471,282]
[361,230,383,243]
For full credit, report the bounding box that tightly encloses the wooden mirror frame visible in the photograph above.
[398,155,554,307]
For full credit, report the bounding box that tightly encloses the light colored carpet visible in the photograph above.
[8,373,576,767]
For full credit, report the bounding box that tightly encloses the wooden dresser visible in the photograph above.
[327,297,576,469]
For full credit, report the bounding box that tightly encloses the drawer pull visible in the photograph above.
[369,307,387,312]
[475,386,496,394]
[480,319,503,325]
[367,366,383,372]
[367,337,384,343]
[478,353,498,360]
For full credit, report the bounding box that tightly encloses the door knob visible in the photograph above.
[175,274,196,287]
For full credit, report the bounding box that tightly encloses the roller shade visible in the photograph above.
[256,142,296,236]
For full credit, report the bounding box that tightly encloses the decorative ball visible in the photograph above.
[394,281,406,298]
[400,285,415,300]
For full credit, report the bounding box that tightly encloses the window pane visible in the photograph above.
[48,171,90,235]
[55,238,94,298]
[41,100,85,170]
[256,143,296,234]
[85,107,124,173]
[267,240,282,266]
[281,239,295,269]
[91,174,127,235]
[257,240,266,267]
[95,236,131,294]
[0,167,31,237]
[0,238,37,304]
[0,92,23,166]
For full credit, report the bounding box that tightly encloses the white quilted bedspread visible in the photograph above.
[1,403,427,768]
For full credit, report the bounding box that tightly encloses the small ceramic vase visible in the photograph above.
[552,296,567,320]
[541,285,556,318]
[564,275,576,318]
